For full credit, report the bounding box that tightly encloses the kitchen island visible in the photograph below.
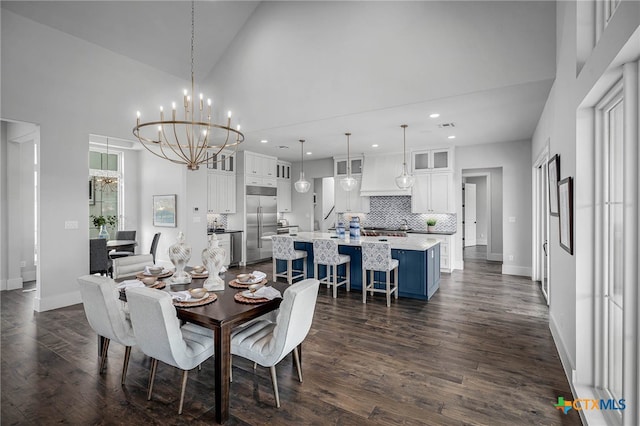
[274,232,441,300]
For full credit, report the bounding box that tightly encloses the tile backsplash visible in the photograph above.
[341,196,456,233]
[207,214,228,230]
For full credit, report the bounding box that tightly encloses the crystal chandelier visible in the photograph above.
[395,124,415,189]
[94,137,118,192]
[340,132,358,191]
[132,1,243,171]
[294,139,311,193]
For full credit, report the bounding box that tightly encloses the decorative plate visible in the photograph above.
[136,269,174,279]
[229,278,268,289]
[173,292,218,308]
[233,292,269,304]
[147,280,166,290]
[189,271,209,279]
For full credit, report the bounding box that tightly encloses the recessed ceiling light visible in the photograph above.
[372,144,379,148]
[429,113,440,118]
[306,151,312,155]
[260,139,268,143]
[448,135,456,139]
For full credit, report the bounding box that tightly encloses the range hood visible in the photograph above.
[360,153,412,197]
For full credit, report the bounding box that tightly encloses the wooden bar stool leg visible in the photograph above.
[346,261,350,292]
[332,265,338,298]
[369,270,374,296]
[303,257,307,279]
[386,270,391,307]
[362,268,367,304]
[287,259,293,284]
[395,267,399,299]
[272,258,277,282]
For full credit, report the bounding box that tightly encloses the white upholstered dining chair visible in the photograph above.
[126,287,215,415]
[77,275,136,385]
[111,254,154,279]
[231,278,320,408]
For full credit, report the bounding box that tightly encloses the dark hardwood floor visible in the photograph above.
[1,260,581,425]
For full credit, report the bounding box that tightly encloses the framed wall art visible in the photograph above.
[558,177,573,254]
[153,194,177,227]
[547,154,560,216]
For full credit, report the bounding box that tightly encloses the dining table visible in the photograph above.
[116,271,287,424]
[106,239,138,251]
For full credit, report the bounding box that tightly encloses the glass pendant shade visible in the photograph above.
[294,139,310,193]
[340,175,358,191]
[295,171,311,193]
[341,132,357,191]
[395,124,414,189]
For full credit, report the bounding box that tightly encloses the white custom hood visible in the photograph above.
[359,153,412,197]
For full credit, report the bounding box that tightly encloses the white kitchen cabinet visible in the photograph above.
[277,179,292,212]
[208,173,236,214]
[244,151,277,184]
[206,150,235,173]
[411,173,453,213]
[277,161,291,179]
[408,233,452,272]
[334,178,370,213]
[412,148,452,172]
[335,157,363,176]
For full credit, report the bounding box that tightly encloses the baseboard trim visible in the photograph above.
[6,277,23,291]
[501,264,532,277]
[487,253,503,262]
[34,290,82,312]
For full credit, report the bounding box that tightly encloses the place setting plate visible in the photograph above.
[172,289,218,308]
[136,269,174,279]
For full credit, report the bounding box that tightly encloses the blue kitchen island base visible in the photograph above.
[275,240,440,301]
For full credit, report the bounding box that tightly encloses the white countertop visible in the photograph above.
[282,231,440,251]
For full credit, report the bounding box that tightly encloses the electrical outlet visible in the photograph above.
[20,261,26,267]
[508,255,514,261]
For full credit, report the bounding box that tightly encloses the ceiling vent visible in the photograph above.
[277,145,289,149]
[438,122,455,128]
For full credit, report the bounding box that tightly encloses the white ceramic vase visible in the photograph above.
[202,234,225,291]
[169,231,192,284]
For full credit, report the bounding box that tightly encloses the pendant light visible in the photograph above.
[294,139,311,193]
[395,124,415,189]
[340,132,358,191]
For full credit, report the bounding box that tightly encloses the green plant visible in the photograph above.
[91,214,118,228]
[426,218,437,227]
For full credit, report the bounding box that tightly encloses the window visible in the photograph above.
[89,147,123,238]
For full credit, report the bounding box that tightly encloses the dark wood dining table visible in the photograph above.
[117,272,287,424]
[106,239,138,251]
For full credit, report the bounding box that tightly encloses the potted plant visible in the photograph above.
[91,214,118,239]
[426,218,437,232]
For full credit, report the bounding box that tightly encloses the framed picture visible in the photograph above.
[547,154,560,216]
[558,177,573,255]
[89,177,95,205]
[153,194,177,227]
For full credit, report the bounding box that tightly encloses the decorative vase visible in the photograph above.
[169,231,192,284]
[98,225,110,239]
[202,234,225,291]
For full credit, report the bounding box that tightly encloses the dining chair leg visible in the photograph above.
[253,362,257,370]
[293,347,303,383]
[178,369,189,415]
[269,365,281,408]
[99,338,110,374]
[121,346,132,385]
[148,358,158,401]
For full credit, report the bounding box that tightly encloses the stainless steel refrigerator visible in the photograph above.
[246,186,277,263]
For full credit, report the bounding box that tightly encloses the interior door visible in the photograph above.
[464,183,477,247]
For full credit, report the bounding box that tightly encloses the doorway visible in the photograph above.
[532,146,550,305]
[1,120,39,293]
[462,171,501,263]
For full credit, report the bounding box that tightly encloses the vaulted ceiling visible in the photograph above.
[2,1,556,162]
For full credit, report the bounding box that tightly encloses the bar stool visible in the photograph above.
[272,236,307,284]
[361,241,398,307]
[312,239,350,298]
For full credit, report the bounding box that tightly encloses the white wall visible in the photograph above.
[1,10,192,310]
[531,2,640,424]
[456,141,530,276]
[0,123,7,289]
